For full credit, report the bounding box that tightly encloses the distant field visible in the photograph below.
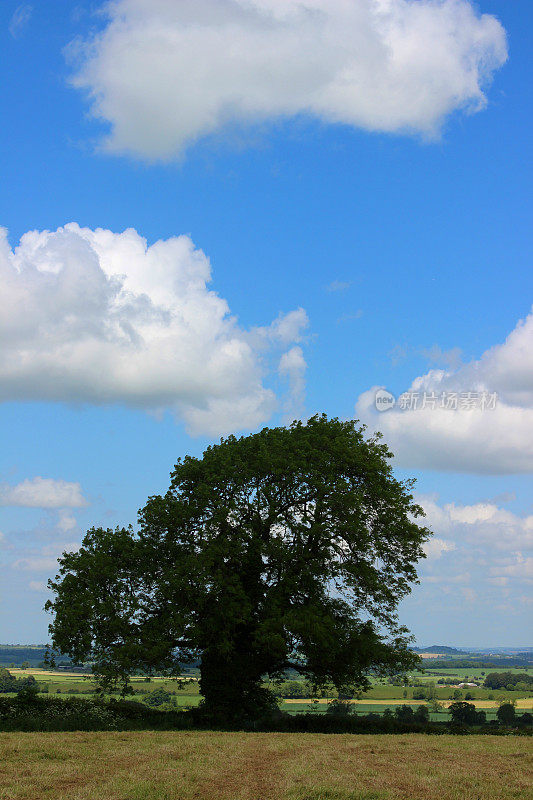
[0,731,531,800]
[419,653,448,659]
[8,669,199,682]
[284,698,533,709]
[6,667,532,715]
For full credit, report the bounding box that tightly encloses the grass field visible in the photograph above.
[0,731,531,800]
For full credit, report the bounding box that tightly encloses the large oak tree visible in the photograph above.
[47,415,429,719]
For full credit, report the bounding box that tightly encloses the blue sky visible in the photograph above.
[0,0,531,647]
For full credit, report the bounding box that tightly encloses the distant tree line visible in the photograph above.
[429,658,532,669]
[483,672,533,691]
[1,693,532,733]
[270,681,315,699]
[0,647,48,667]
[0,669,40,695]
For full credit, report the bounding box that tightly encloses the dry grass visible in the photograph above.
[284,698,533,709]
[0,731,531,800]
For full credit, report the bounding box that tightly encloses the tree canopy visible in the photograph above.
[46,415,429,719]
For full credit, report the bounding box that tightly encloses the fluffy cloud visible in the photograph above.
[263,309,309,346]
[57,511,78,533]
[13,541,81,573]
[420,495,533,554]
[415,495,533,598]
[422,537,455,560]
[356,309,533,473]
[69,0,507,160]
[491,556,533,581]
[279,345,307,419]
[0,478,88,509]
[0,223,307,435]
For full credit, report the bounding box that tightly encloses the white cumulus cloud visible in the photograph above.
[0,478,88,509]
[57,511,78,533]
[69,0,508,160]
[491,556,533,581]
[414,495,533,601]
[0,223,307,436]
[13,541,81,573]
[356,309,533,474]
[420,495,533,553]
[422,537,455,560]
[279,345,307,420]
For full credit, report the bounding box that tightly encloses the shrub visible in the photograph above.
[497,703,516,725]
[326,699,353,716]
[394,705,414,723]
[144,688,173,708]
[413,705,429,723]
[448,702,478,726]
[271,680,312,699]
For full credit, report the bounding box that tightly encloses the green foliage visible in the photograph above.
[413,704,429,723]
[325,699,353,715]
[448,702,478,726]
[0,669,41,696]
[144,688,174,708]
[428,658,533,669]
[497,703,516,725]
[0,695,189,732]
[46,416,429,721]
[484,672,533,690]
[0,646,49,668]
[411,681,437,700]
[270,680,313,699]
[0,692,530,734]
[394,704,414,723]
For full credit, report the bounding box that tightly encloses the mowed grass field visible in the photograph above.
[1,731,531,800]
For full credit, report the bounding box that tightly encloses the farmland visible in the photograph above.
[0,731,531,800]
[4,664,532,721]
